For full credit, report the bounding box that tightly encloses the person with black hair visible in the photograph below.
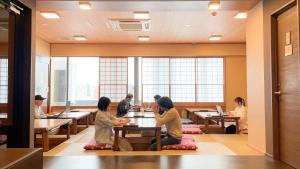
[227,97,248,134]
[34,95,47,119]
[150,97,182,150]
[95,96,133,151]
[151,95,161,113]
[117,94,133,117]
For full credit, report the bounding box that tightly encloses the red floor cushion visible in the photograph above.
[84,139,112,150]
[182,124,201,128]
[182,127,203,134]
[162,135,197,150]
[182,125,203,134]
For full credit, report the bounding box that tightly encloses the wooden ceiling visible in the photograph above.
[36,0,261,44]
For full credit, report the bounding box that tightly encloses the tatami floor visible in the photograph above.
[43,126,263,156]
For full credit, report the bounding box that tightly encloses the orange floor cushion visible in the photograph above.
[162,134,198,150]
[84,139,112,150]
[182,125,203,134]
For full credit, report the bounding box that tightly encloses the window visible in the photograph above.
[0,59,8,103]
[69,57,99,106]
[51,57,67,106]
[142,58,170,102]
[197,58,224,102]
[141,57,224,103]
[50,56,224,106]
[99,58,127,102]
[170,58,196,102]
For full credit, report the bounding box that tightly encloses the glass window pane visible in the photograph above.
[170,58,195,102]
[197,58,224,102]
[142,58,170,102]
[51,57,67,106]
[0,58,8,103]
[68,57,99,106]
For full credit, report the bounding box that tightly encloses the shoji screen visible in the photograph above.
[170,58,196,102]
[196,58,224,102]
[142,58,170,102]
[0,59,8,103]
[99,58,128,102]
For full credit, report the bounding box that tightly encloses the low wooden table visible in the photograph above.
[186,108,216,122]
[124,111,155,118]
[34,119,72,152]
[0,148,43,169]
[194,112,240,134]
[71,109,98,124]
[113,118,161,151]
[49,111,91,134]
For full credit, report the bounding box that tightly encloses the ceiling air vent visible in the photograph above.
[108,19,150,31]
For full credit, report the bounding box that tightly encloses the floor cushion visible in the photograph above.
[181,118,194,124]
[84,139,112,150]
[182,124,201,128]
[182,127,203,134]
[182,124,203,134]
[162,135,197,150]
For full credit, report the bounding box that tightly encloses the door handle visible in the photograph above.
[274,91,281,95]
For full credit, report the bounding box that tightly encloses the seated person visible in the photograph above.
[227,97,248,134]
[34,95,47,119]
[151,97,182,150]
[95,96,133,151]
[116,94,133,117]
[151,95,161,113]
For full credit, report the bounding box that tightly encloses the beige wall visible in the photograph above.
[225,56,247,111]
[246,2,266,153]
[51,43,246,57]
[36,37,50,57]
[50,43,247,111]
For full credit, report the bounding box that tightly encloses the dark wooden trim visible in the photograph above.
[270,0,298,160]
[6,0,32,148]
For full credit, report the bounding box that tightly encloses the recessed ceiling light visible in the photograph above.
[79,1,92,10]
[74,35,87,41]
[209,35,222,41]
[134,11,149,19]
[138,36,150,41]
[208,1,220,10]
[234,11,248,19]
[185,24,192,28]
[40,11,60,19]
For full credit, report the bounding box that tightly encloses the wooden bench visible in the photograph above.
[34,119,72,152]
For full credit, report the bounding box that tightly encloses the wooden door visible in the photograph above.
[276,5,300,168]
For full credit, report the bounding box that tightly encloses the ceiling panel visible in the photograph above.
[36,0,260,43]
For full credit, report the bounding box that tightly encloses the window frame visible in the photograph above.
[50,56,129,106]
[49,56,225,107]
[140,56,225,104]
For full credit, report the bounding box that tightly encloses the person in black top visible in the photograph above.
[117,94,133,117]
